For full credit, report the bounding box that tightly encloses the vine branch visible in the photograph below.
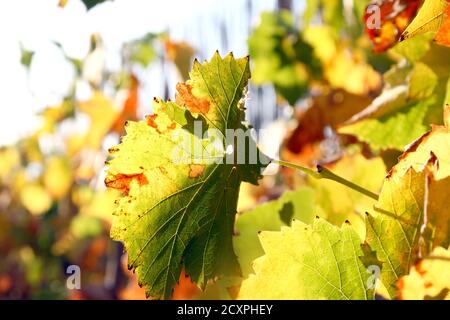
[273,159,379,201]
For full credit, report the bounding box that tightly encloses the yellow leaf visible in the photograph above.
[398,246,450,299]
[309,154,386,240]
[365,105,450,298]
[401,0,448,41]
[393,105,450,180]
[79,91,119,149]
[0,147,20,181]
[20,183,52,216]
[43,156,73,200]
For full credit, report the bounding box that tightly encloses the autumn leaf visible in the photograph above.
[435,5,450,46]
[304,26,381,96]
[38,101,74,135]
[401,0,449,43]
[20,183,52,216]
[339,39,448,151]
[338,97,437,151]
[111,74,139,135]
[79,91,119,149]
[397,246,450,300]
[364,105,450,298]
[105,52,268,299]
[237,218,376,300]
[165,39,195,81]
[234,187,317,277]
[282,90,373,165]
[364,0,421,52]
[43,156,73,200]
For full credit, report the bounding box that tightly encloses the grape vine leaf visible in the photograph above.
[364,105,450,298]
[397,246,450,300]
[364,0,421,52]
[401,0,449,42]
[339,97,436,151]
[237,218,376,300]
[435,6,450,47]
[234,187,317,277]
[339,40,448,151]
[235,154,385,279]
[105,52,268,299]
[308,154,385,240]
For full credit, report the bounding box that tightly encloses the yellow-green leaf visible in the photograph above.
[105,52,268,299]
[237,218,375,300]
[365,106,450,298]
[401,0,448,41]
[234,187,317,277]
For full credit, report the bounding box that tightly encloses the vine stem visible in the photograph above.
[273,159,379,201]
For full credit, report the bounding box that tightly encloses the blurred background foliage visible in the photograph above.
[0,0,449,299]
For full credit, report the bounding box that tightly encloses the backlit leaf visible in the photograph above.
[237,218,375,300]
[397,246,450,300]
[364,106,450,298]
[105,52,268,299]
[401,0,449,42]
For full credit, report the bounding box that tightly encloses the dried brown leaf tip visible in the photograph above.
[105,172,149,195]
[176,82,210,114]
[188,164,205,178]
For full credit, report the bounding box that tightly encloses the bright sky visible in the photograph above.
[0,0,290,146]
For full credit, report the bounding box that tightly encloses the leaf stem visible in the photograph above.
[273,159,379,201]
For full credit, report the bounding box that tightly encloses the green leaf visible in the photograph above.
[127,33,158,68]
[304,0,345,32]
[339,41,447,152]
[339,97,437,151]
[82,0,111,10]
[391,33,434,62]
[248,11,320,105]
[105,52,268,299]
[237,218,375,300]
[20,45,34,68]
[409,62,439,99]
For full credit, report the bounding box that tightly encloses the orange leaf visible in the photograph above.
[364,0,420,52]
[435,6,450,47]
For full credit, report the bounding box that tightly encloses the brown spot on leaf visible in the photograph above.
[167,122,176,130]
[146,114,176,133]
[146,114,159,130]
[188,164,205,178]
[176,82,210,114]
[158,166,168,175]
[105,172,148,195]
